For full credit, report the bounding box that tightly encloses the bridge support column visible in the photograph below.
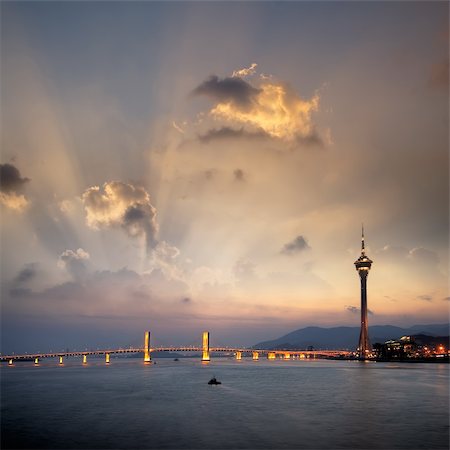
[284,353,291,360]
[144,331,152,363]
[82,354,87,365]
[8,359,13,365]
[201,331,210,362]
[34,357,39,365]
[105,353,110,364]
[252,352,259,361]
[268,352,276,360]
[235,351,242,361]
[59,356,63,365]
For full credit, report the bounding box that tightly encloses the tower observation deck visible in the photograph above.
[354,225,373,359]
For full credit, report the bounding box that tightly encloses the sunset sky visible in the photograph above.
[1,2,448,352]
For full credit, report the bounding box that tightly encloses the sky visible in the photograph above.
[1,1,448,353]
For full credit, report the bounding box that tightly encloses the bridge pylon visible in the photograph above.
[235,351,242,360]
[144,331,152,363]
[201,331,210,362]
[252,351,259,361]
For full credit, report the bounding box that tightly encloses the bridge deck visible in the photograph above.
[1,347,351,361]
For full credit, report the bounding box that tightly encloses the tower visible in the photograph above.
[354,225,373,359]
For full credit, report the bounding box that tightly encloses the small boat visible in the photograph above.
[174,358,179,361]
[208,377,222,385]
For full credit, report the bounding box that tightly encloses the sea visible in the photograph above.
[1,357,449,449]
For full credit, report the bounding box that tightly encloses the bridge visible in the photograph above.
[1,331,352,365]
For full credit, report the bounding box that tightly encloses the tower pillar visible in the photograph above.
[201,331,210,362]
[144,331,152,363]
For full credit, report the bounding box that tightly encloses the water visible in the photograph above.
[1,358,449,449]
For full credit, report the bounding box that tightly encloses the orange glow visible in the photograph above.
[59,356,63,365]
[34,357,39,365]
[284,353,291,360]
[268,352,276,360]
[235,351,242,360]
[144,331,152,363]
[105,353,110,363]
[252,351,259,360]
[82,354,87,364]
[202,331,210,362]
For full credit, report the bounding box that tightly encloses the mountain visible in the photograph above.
[253,324,450,350]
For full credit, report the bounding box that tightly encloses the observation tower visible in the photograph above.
[354,225,373,359]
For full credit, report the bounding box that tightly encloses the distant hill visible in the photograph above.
[253,324,450,350]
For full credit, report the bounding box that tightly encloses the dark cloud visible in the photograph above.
[9,287,32,298]
[233,169,245,182]
[0,163,30,193]
[14,263,37,284]
[198,127,269,143]
[204,169,217,180]
[123,204,158,250]
[181,297,191,304]
[345,305,374,315]
[443,297,450,302]
[429,58,449,89]
[281,235,310,255]
[192,75,261,109]
[417,294,433,302]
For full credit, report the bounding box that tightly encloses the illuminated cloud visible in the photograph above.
[58,248,90,281]
[151,241,184,281]
[0,192,29,211]
[82,181,158,251]
[232,63,258,78]
[281,235,310,255]
[0,163,30,211]
[192,67,321,142]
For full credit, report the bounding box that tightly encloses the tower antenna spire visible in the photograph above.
[361,223,365,255]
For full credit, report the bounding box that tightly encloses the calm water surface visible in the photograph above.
[1,358,448,449]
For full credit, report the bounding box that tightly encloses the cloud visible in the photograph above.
[198,126,269,143]
[429,58,449,89]
[151,241,184,281]
[14,263,37,284]
[416,294,433,302]
[0,163,30,192]
[0,192,29,211]
[443,297,450,302]
[192,75,261,109]
[232,63,258,78]
[0,163,30,211]
[233,258,257,281]
[345,305,374,315]
[82,181,158,252]
[192,67,321,142]
[57,248,90,281]
[281,235,310,255]
[233,169,245,182]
